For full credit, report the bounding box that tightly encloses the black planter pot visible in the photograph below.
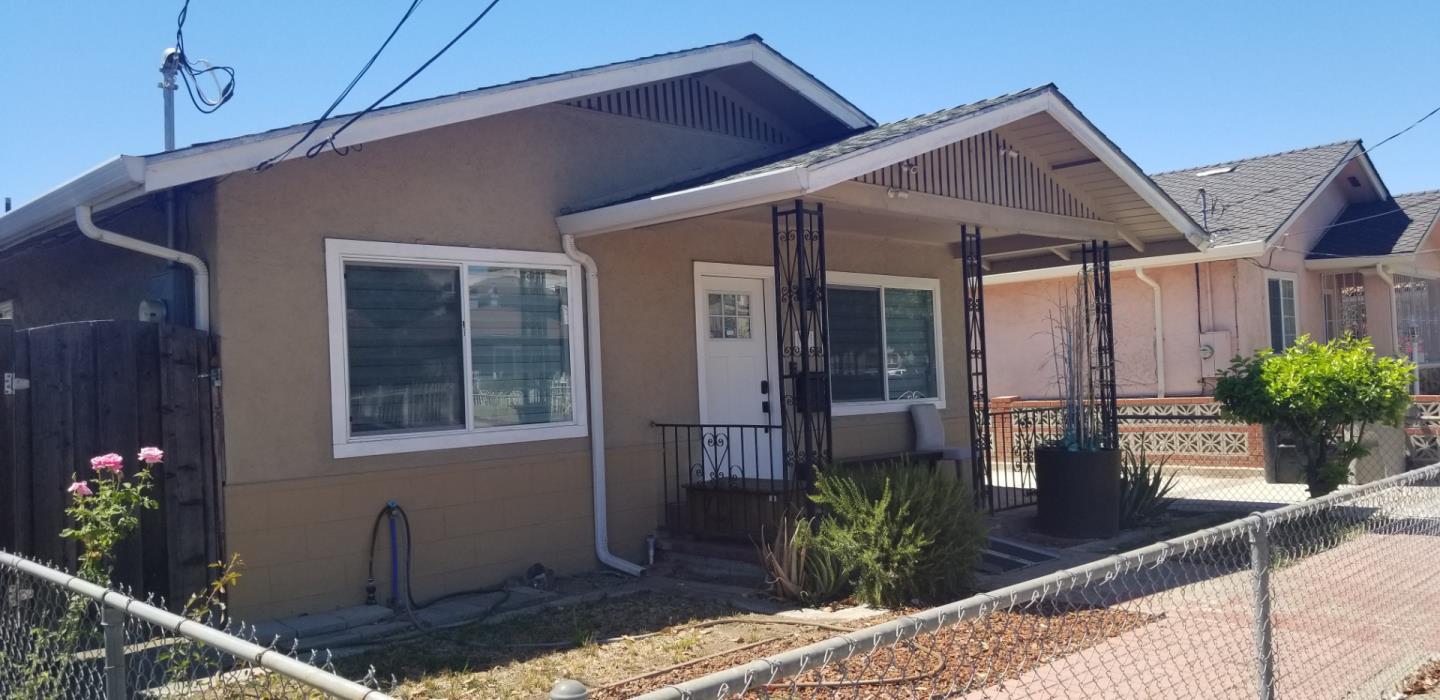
[1035,447,1121,539]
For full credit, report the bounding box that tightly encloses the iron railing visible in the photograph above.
[0,550,391,699]
[654,422,792,542]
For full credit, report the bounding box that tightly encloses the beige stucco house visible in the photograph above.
[986,141,1440,400]
[0,36,1206,619]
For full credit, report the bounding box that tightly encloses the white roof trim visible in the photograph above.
[0,37,871,250]
[1305,253,1418,271]
[985,240,1266,285]
[559,89,1207,250]
[1264,142,1363,249]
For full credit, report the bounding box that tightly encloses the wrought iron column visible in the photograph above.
[959,225,994,509]
[772,200,832,493]
[1081,240,1119,449]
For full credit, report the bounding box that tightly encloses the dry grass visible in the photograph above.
[334,591,832,699]
[334,589,1154,700]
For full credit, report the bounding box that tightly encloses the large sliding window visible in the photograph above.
[327,240,586,457]
[827,272,943,415]
[1266,274,1298,352]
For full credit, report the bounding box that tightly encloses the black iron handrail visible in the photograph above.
[654,421,792,541]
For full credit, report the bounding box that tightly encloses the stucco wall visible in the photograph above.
[211,104,829,619]
[0,192,211,328]
[583,216,973,559]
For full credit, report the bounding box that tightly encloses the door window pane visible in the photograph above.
[469,266,573,427]
[707,292,753,339]
[885,288,938,400]
[345,265,465,436]
[829,287,884,401]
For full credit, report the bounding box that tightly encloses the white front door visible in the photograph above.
[698,273,780,481]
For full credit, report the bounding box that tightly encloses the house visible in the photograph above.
[986,141,1440,399]
[0,36,1205,619]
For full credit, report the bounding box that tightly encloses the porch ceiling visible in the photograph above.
[557,85,1206,273]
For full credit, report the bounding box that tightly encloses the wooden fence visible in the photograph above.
[0,320,223,602]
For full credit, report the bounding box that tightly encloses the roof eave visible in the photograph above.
[1304,252,1416,271]
[560,88,1208,253]
[986,240,1265,285]
[0,156,147,251]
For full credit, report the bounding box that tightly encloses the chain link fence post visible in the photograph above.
[101,605,128,700]
[1249,514,1275,700]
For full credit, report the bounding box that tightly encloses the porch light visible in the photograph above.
[886,187,910,199]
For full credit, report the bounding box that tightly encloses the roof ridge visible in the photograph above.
[870,84,1055,129]
[1148,139,1359,177]
[1395,189,1440,199]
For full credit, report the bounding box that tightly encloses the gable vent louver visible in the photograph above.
[564,77,789,145]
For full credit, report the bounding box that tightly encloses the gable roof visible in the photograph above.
[1149,141,1360,247]
[0,35,871,251]
[559,84,1208,251]
[1307,190,1440,260]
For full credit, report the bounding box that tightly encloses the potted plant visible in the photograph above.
[1033,275,1121,538]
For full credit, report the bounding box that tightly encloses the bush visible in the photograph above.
[1214,335,1412,496]
[808,462,986,607]
[1119,449,1176,527]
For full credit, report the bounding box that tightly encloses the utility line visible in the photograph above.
[291,0,503,164]
[255,0,426,170]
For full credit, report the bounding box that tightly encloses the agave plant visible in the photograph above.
[1119,448,1177,527]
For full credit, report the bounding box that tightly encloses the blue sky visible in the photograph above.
[2,1,1437,206]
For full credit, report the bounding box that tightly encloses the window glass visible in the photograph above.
[885,288,937,400]
[1395,274,1440,364]
[469,266,573,427]
[345,265,465,436]
[707,292,752,339]
[1267,278,1297,352]
[1322,272,1366,340]
[828,287,884,401]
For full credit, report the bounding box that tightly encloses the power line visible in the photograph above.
[293,0,504,163]
[1206,100,1440,226]
[255,0,426,171]
[173,0,235,114]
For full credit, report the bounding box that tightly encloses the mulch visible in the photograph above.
[596,604,1153,698]
[1402,660,1440,696]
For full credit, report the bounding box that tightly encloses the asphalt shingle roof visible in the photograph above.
[1307,191,1440,259]
[1149,141,1357,246]
[579,85,1057,210]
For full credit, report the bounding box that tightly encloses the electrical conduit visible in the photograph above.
[562,234,645,576]
[75,204,210,332]
[1134,267,1165,397]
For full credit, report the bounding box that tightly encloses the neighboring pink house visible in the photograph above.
[985,141,1440,399]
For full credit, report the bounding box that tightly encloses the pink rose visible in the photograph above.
[137,447,165,465]
[90,453,124,474]
[67,481,93,497]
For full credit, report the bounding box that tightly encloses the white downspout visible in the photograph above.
[1135,267,1166,398]
[562,233,645,576]
[76,205,210,332]
[1375,264,1416,392]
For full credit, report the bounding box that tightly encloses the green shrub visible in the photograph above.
[1214,335,1413,496]
[808,462,986,607]
[1119,449,1176,527]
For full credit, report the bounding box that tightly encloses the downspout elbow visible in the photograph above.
[1134,267,1165,398]
[562,233,645,577]
[75,205,210,332]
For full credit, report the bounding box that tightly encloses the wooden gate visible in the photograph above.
[0,320,223,602]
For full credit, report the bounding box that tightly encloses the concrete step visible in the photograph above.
[652,550,769,590]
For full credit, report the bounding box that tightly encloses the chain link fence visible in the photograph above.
[0,550,393,699]
[632,461,1440,699]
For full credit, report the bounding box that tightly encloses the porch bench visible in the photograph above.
[835,450,945,469]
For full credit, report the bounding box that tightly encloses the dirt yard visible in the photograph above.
[334,589,1152,699]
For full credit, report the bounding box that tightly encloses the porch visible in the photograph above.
[559,86,1208,544]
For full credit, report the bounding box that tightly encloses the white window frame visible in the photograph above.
[1266,272,1299,352]
[325,239,588,458]
[827,271,945,416]
[0,299,13,321]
